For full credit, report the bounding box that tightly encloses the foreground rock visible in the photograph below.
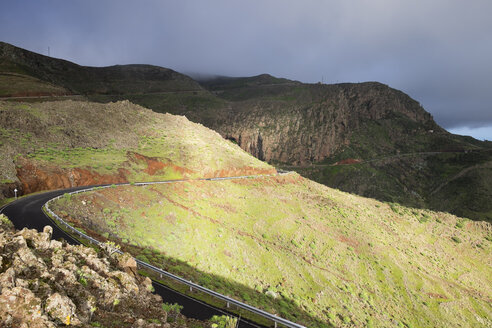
[0,214,205,327]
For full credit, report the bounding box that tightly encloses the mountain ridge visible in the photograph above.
[0,42,202,96]
[2,41,491,221]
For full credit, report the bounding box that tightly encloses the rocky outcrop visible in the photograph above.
[207,82,438,165]
[0,214,203,328]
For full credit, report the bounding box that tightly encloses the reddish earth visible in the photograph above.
[127,152,194,176]
[334,158,362,165]
[208,166,277,178]
[338,235,360,251]
[16,157,128,194]
[13,153,277,197]
[426,292,448,300]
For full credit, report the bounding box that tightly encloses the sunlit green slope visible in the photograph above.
[52,174,492,328]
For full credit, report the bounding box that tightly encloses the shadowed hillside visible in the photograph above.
[1,41,491,222]
[0,41,201,96]
[196,76,492,222]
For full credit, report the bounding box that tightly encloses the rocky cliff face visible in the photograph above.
[0,214,203,328]
[208,82,437,165]
[195,79,492,222]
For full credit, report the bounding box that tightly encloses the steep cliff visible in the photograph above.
[197,76,492,221]
[204,82,439,165]
[2,42,491,221]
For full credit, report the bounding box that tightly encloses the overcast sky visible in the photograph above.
[1,0,491,140]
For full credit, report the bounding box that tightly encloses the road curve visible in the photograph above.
[0,185,265,328]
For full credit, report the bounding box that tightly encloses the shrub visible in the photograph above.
[136,254,150,263]
[419,213,430,223]
[209,315,238,328]
[451,236,461,243]
[291,239,301,248]
[162,303,183,323]
[389,203,399,214]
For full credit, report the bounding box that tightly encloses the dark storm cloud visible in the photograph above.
[1,0,491,138]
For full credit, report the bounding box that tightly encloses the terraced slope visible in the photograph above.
[51,174,492,328]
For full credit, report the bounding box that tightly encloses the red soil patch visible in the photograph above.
[214,202,237,214]
[208,166,277,179]
[338,234,360,250]
[426,292,448,300]
[127,152,194,176]
[16,157,128,194]
[334,158,362,165]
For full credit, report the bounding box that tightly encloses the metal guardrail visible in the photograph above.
[43,174,306,328]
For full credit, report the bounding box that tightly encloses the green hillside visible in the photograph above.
[51,173,492,328]
[2,41,492,222]
[0,42,201,96]
[0,100,273,199]
[195,78,492,222]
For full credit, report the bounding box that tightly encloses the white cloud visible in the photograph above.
[448,126,492,141]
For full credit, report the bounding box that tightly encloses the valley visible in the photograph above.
[2,41,491,221]
[1,41,491,328]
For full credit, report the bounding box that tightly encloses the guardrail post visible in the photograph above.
[227,301,230,308]
[274,321,277,328]
[190,286,193,292]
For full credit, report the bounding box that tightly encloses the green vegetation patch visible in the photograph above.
[52,174,492,328]
[0,100,272,186]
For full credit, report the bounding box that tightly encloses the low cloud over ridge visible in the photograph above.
[1,0,491,138]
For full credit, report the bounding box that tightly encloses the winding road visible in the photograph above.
[0,181,282,328]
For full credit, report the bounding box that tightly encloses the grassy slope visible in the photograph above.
[4,41,490,221]
[2,42,491,221]
[297,148,492,222]
[197,79,492,222]
[52,174,492,328]
[0,100,272,193]
[0,72,70,97]
[0,42,201,95]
